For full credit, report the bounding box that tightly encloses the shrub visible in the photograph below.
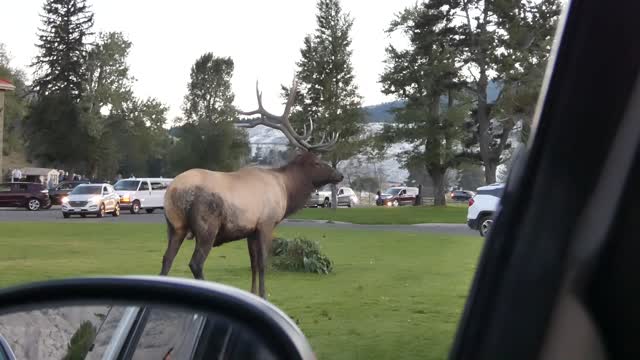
[270,236,333,274]
[63,321,97,360]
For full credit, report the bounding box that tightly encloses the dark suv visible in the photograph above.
[0,182,52,211]
[48,180,90,205]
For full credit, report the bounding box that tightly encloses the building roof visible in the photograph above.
[0,79,15,92]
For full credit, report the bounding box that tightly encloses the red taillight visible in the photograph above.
[468,198,475,207]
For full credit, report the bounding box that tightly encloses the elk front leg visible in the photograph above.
[247,233,258,295]
[256,226,274,299]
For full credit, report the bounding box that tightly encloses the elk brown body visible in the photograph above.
[161,77,343,299]
[161,151,343,298]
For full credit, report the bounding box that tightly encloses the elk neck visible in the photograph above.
[274,162,315,217]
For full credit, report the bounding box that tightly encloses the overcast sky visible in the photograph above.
[2,0,417,120]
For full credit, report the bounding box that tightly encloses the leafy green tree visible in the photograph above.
[288,0,365,208]
[380,2,469,206]
[82,32,135,178]
[169,53,249,174]
[32,0,94,99]
[0,44,28,158]
[453,0,560,183]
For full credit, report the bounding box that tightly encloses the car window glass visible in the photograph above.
[130,308,204,360]
[18,184,28,191]
[151,182,165,190]
[0,184,11,192]
[138,182,149,191]
[338,189,344,195]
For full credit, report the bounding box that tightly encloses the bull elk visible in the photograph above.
[160,78,343,298]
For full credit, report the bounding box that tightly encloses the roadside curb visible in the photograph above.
[284,219,465,227]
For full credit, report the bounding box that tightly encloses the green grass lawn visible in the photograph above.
[0,222,482,360]
[290,205,468,225]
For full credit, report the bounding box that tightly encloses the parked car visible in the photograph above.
[0,182,52,211]
[114,178,173,214]
[48,180,90,205]
[376,186,419,207]
[466,183,505,237]
[307,186,359,207]
[450,189,475,202]
[61,183,120,218]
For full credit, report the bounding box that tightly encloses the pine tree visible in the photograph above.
[291,0,364,208]
[380,1,470,206]
[32,0,94,99]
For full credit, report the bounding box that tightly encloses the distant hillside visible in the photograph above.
[362,101,404,123]
[361,81,500,124]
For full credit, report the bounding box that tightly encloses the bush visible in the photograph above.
[63,321,97,360]
[270,237,333,274]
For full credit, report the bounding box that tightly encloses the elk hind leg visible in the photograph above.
[161,218,187,276]
[189,221,218,280]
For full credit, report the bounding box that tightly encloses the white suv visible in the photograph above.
[467,183,505,237]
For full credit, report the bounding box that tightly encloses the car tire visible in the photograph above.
[26,198,41,211]
[113,204,120,217]
[145,208,155,214]
[323,198,330,208]
[130,200,141,214]
[97,204,106,218]
[479,215,494,237]
[63,213,70,219]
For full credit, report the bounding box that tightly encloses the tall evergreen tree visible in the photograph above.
[25,0,94,170]
[380,2,469,206]
[289,0,364,208]
[169,53,249,174]
[32,0,94,99]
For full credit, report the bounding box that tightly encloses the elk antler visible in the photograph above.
[236,77,339,152]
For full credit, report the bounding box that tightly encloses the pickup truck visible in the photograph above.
[307,186,359,208]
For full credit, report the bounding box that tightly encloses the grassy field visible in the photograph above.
[0,222,482,360]
[289,205,468,225]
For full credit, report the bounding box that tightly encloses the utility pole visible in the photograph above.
[0,79,16,181]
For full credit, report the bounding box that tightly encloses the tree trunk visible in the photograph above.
[331,160,339,210]
[330,183,338,210]
[431,169,446,206]
[484,161,497,184]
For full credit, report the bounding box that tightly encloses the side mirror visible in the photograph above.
[0,277,315,360]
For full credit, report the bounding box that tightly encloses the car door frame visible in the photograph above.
[137,180,151,208]
[149,180,166,208]
[449,0,640,358]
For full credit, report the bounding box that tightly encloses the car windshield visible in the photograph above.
[385,188,402,195]
[1,0,565,358]
[114,180,139,191]
[71,186,101,195]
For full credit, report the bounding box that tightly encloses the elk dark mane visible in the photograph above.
[276,153,317,216]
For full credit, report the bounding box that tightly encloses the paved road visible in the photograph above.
[0,207,477,236]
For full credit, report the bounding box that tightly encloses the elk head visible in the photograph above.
[236,77,343,186]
